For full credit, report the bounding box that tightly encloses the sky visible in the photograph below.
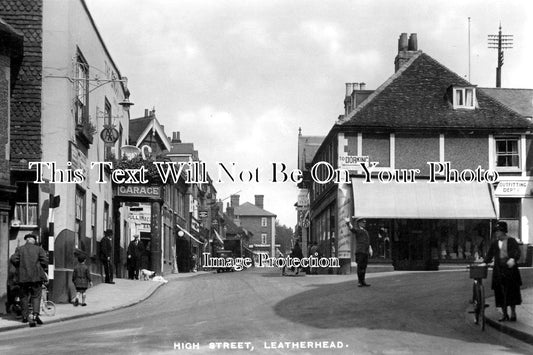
[85,0,533,227]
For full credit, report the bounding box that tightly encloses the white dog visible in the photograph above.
[140,269,156,281]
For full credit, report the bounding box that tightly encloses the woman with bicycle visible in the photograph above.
[484,221,522,322]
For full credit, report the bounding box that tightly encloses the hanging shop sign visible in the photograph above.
[117,184,161,198]
[100,125,120,145]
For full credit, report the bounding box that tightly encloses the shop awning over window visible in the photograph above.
[351,178,497,219]
[176,224,202,244]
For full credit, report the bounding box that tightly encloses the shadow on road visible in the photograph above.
[272,269,533,346]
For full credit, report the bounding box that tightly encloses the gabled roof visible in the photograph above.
[480,88,533,118]
[234,202,276,217]
[298,135,324,171]
[340,52,532,130]
[129,115,172,151]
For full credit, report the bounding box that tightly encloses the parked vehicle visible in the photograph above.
[216,250,234,273]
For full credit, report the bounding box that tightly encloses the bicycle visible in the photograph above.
[468,263,489,330]
[40,284,56,316]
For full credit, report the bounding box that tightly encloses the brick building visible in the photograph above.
[0,15,23,313]
[304,33,533,272]
[0,0,132,302]
[229,194,277,260]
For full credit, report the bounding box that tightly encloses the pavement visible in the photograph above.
[0,266,531,347]
[0,271,211,332]
[484,285,533,344]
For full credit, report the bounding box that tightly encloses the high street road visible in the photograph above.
[0,268,531,354]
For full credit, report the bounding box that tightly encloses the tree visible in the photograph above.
[275,220,293,255]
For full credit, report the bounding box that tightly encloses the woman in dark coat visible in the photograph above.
[484,221,522,322]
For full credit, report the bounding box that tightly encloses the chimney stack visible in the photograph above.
[352,82,359,91]
[172,132,181,143]
[254,195,264,210]
[359,82,366,90]
[230,194,240,208]
[395,33,419,72]
[144,109,149,117]
[226,206,234,219]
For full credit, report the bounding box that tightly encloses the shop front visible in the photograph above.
[114,184,163,275]
[337,179,497,271]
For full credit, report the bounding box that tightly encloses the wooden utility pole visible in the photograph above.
[488,24,513,88]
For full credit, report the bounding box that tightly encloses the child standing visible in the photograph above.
[72,255,92,306]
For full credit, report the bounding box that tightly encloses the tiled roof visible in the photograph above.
[223,214,244,235]
[0,2,43,168]
[169,143,195,155]
[480,88,533,118]
[234,202,276,217]
[298,135,324,171]
[128,117,151,145]
[341,53,532,130]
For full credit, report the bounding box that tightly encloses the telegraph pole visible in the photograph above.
[488,23,513,88]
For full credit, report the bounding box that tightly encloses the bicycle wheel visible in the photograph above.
[42,300,56,316]
[479,283,485,331]
[473,282,481,325]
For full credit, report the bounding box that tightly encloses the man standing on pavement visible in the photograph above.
[346,217,373,287]
[127,235,144,280]
[100,229,114,284]
[10,233,48,326]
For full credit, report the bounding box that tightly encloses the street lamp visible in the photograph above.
[119,96,134,112]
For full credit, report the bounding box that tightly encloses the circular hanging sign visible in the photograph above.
[100,126,120,144]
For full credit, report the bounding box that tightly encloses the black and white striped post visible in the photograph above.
[48,194,60,291]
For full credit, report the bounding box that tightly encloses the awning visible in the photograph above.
[213,229,224,244]
[175,224,202,244]
[351,178,497,219]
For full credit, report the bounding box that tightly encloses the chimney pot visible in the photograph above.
[345,83,353,97]
[352,82,359,91]
[172,132,181,143]
[408,33,418,51]
[398,33,408,51]
[144,109,149,117]
[359,82,366,90]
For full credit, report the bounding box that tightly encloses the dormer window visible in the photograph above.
[452,87,476,109]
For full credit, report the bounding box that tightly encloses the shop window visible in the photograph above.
[495,137,520,168]
[13,182,38,227]
[75,187,86,249]
[499,198,521,240]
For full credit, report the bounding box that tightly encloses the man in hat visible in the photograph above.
[10,234,48,326]
[100,229,114,284]
[346,217,373,287]
[484,221,522,322]
[127,235,144,280]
